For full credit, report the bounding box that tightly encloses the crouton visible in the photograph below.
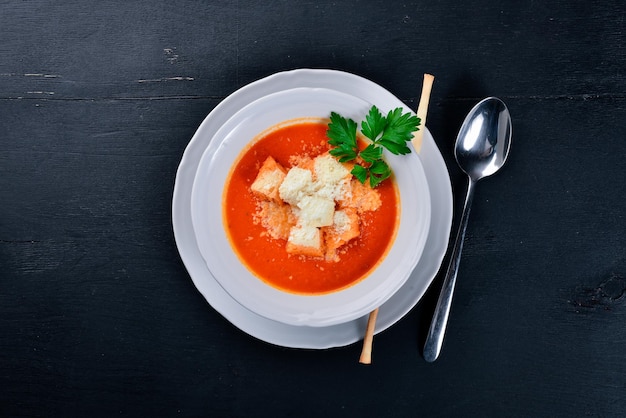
[289,155,315,172]
[340,179,382,212]
[255,201,296,240]
[250,156,287,202]
[286,224,323,257]
[323,208,360,261]
[296,195,335,227]
[312,154,351,201]
[333,208,360,241]
[314,154,350,184]
[278,167,313,205]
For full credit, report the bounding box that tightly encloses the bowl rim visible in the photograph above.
[190,86,431,327]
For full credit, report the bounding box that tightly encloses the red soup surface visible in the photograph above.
[223,119,399,295]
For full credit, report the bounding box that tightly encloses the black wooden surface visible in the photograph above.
[2,1,625,416]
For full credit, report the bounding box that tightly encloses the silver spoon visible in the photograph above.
[423,97,512,362]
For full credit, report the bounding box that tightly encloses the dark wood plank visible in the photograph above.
[1,0,625,416]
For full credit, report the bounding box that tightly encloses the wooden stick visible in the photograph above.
[359,74,435,365]
[411,73,435,154]
[359,307,378,364]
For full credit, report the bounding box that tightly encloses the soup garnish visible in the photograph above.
[327,106,421,187]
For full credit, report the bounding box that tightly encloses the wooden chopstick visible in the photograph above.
[359,73,435,365]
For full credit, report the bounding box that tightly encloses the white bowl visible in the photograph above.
[190,87,431,327]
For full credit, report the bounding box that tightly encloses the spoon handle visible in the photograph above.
[423,178,476,362]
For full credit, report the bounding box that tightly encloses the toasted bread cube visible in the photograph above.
[313,176,351,202]
[323,208,360,261]
[312,155,351,201]
[333,208,360,242]
[339,179,381,212]
[297,195,335,227]
[314,154,350,183]
[278,167,313,205]
[290,155,315,172]
[286,224,323,257]
[256,201,296,240]
[250,157,287,202]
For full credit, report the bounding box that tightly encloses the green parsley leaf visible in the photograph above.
[368,160,391,188]
[327,112,357,150]
[359,143,383,163]
[351,164,368,184]
[329,143,358,162]
[380,109,421,155]
[369,158,390,175]
[361,105,386,142]
[326,105,420,187]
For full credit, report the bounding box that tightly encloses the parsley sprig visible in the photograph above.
[327,106,421,187]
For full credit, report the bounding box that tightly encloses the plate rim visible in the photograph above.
[172,68,452,349]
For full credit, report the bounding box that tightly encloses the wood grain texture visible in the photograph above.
[1,0,625,416]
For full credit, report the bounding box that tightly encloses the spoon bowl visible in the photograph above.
[423,97,511,362]
[455,98,512,181]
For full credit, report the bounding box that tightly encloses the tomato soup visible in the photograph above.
[223,119,399,295]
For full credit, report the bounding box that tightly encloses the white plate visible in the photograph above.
[190,87,431,327]
[172,69,452,348]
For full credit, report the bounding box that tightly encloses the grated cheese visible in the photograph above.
[252,152,382,261]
